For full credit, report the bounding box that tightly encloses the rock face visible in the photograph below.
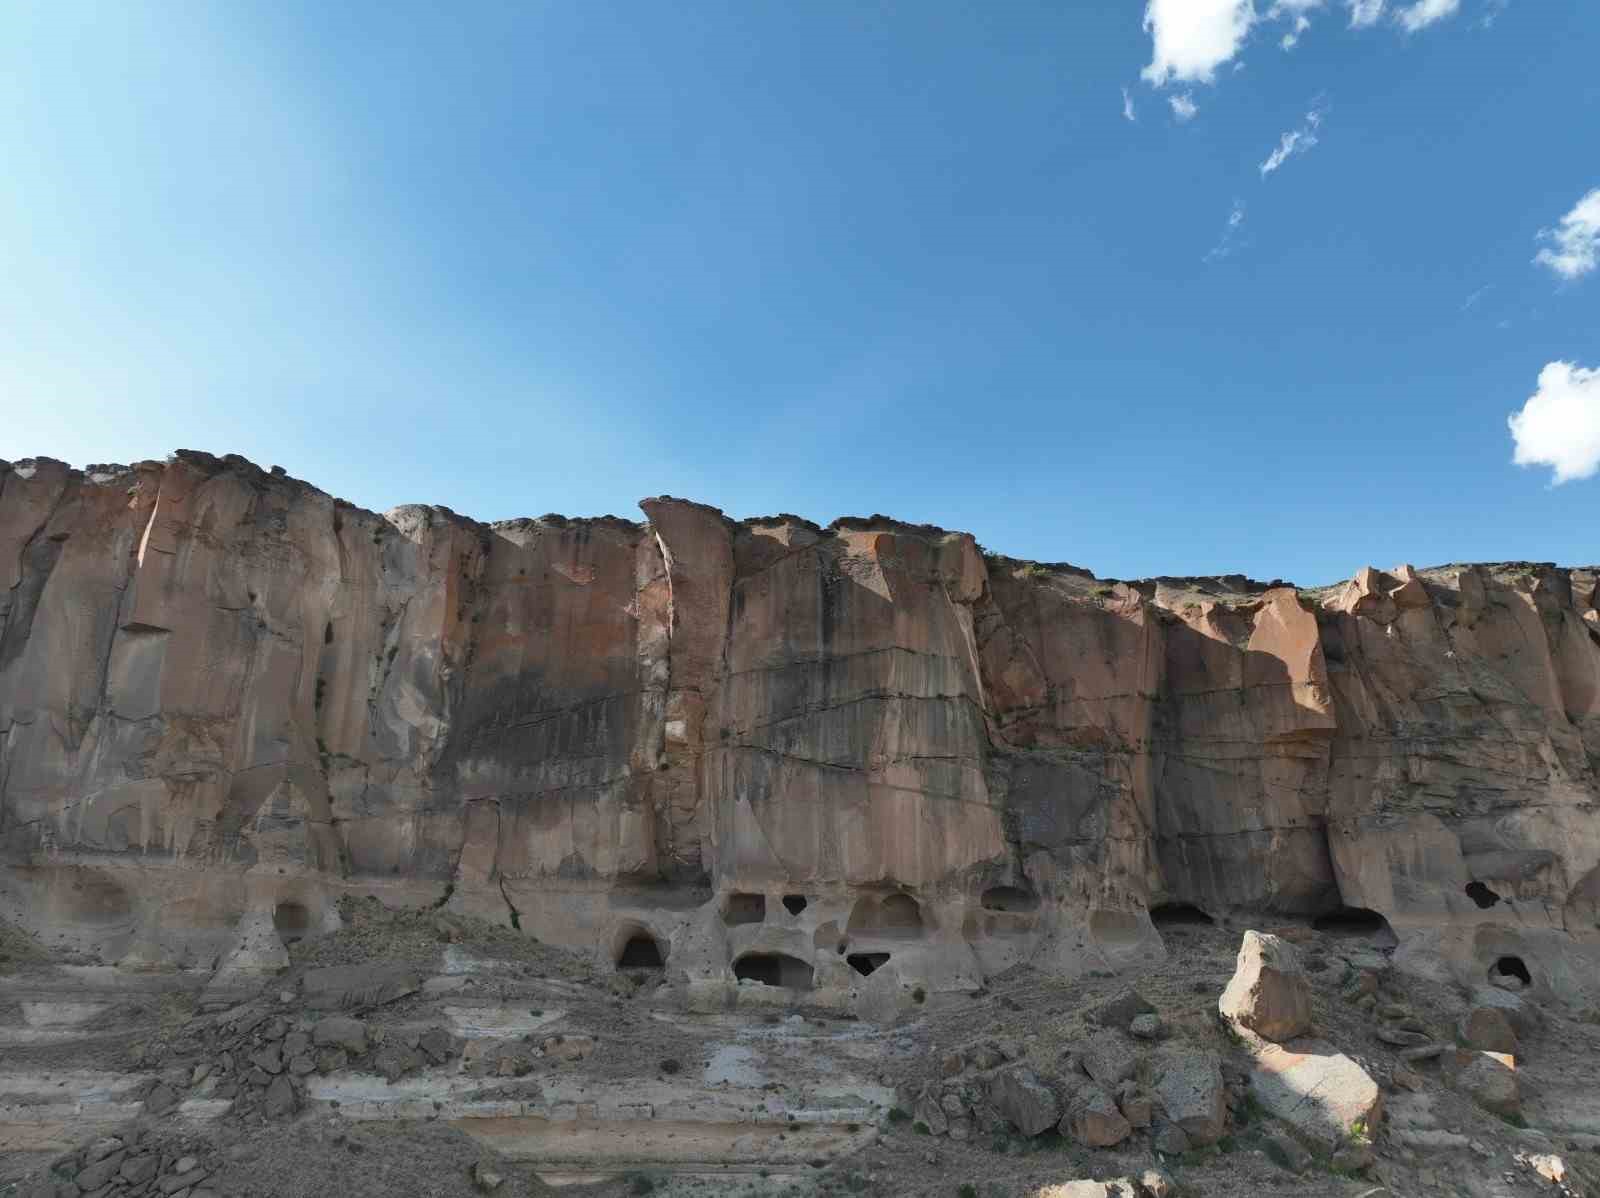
[2,451,1600,1006]
[1219,931,1312,1042]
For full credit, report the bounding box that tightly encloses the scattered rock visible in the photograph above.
[144,1083,180,1116]
[1452,1050,1520,1118]
[1063,1082,1132,1148]
[1153,1050,1226,1146]
[1090,988,1155,1029]
[1458,1005,1518,1055]
[1219,931,1313,1042]
[988,1066,1060,1136]
[1129,1013,1162,1040]
[1080,1030,1138,1087]
[301,963,420,1011]
[313,1015,368,1054]
[264,1073,299,1118]
[471,1161,505,1192]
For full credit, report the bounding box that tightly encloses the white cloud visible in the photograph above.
[1534,187,1600,281]
[1169,92,1199,121]
[1122,87,1137,122]
[1396,0,1460,31]
[1461,284,1492,311]
[1347,0,1385,26]
[1141,0,1257,86]
[1205,200,1248,261]
[1508,361,1600,484]
[1259,103,1326,176]
[1270,0,1323,45]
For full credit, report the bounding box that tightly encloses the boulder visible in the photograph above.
[1219,931,1312,1042]
[264,1073,298,1118]
[1470,986,1543,1039]
[1152,1051,1226,1146]
[1129,1014,1162,1040]
[1457,1006,1518,1055]
[1062,1082,1132,1148]
[313,1016,368,1054]
[988,1067,1060,1136]
[1090,989,1156,1029]
[301,964,420,1011]
[1453,1051,1520,1118]
[1248,1038,1381,1151]
[1079,1031,1138,1087]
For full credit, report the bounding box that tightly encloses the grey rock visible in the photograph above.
[1080,1030,1138,1087]
[144,1084,180,1116]
[1062,1082,1131,1148]
[1153,1050,1226,1146]
[1090,989,1156,1029]
[1262,1128,1313,1173]
[987,1067,1060,1136]
[312,1016,368,1055]
[301,964,420,1011]
[263,1073,298,1118]
[1129,1013,1162,1040]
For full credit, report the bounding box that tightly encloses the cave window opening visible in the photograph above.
[847,952,889,977]
[1465,882,1502,910]
[981,886,1039,914]
[782,894,808,916]
[273,901,312,945]
[847,892,926,938]
[733,952,814,990]
[1312,906,1396,944]
[1149,902,1214,929]
[1490,955,1531,988]
[723,893,766,926]
[617,933,666,970]
[324,622,334,645]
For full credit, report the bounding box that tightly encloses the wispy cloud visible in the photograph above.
[1396,0,1460,31]
[1260,102,1327,177]
[1534,187,1600,281]
[1205,200,1248,262]
[1461,284,1493,311]
[1270,0,1324,48]
[1169,92,1199,122]
[1479,0,1510,28]
[1509,361,1600,484]
[1122,87,1137,122]
[1347,0,1385,26]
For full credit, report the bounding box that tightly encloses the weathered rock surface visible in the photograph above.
[1248,1038,1382,1151]
[2,451,1599,1007]
[989,1067,1060,1136]
[1219,931,1312,1042]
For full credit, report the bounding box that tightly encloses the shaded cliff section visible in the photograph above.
[2,451,1599,994]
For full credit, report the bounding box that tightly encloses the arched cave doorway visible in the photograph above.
[1489,955,1531,988]
[732,951,814,989]
[1149,902,1214,929]
[273,901,312,945]
[617,931,666,970]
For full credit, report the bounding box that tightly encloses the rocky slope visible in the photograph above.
[1,451,1597,1010]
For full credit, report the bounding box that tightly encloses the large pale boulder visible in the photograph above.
[1219,931,1312,1042]
[1248,1038,1382,1151]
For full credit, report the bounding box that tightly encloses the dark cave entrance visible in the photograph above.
[1312,906,1396,945]
[1465,882,1503,910]
[724,893,766,925]
[1490,955,1532,988]
[782,894,808,916]
[617,932,666,970]
[732,952,814,989]
[1149,902,1214,929]
[847,952,890,977]
[273,901,312,945]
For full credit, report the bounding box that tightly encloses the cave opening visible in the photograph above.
[847,892,925,938]
[847,952,890,977]
[981,886,1040,913]
[1312,906,1396,944]
[1465,882,1502,910]
[733,952,814,989]
[782,894,808,916]
[1490,955,1532,988]
[723,893,766,926]
[1149,902,1214,929]
[617,933,666,970]
[273,901,312,945]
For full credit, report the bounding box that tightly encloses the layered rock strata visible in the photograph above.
[2,452,1597,1008]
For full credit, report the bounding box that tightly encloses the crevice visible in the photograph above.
[498,876,522,930]
[431,881,456,909]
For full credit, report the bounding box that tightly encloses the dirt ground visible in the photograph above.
[4,908,1599,1198]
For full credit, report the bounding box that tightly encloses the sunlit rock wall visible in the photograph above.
[1,452,1596,1004]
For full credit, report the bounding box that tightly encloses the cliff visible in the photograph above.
[2,451,1597,1006]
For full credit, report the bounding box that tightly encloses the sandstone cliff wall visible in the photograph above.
[2,452,1597,1005]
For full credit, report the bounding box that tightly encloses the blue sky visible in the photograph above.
[2,1,1596,584]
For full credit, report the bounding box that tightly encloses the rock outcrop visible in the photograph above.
[3,451,1600,1009]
